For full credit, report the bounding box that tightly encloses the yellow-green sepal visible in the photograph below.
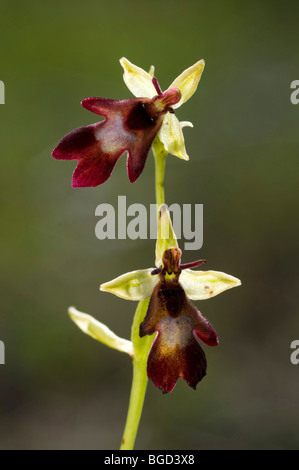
[170,59,205,109]
[120,57,156,98]
[100,268,158,301]
[180,269,241,300]
[155,205,179,268]
[68,306,133,356]
[159,113,189,161]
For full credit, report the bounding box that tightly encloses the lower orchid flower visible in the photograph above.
[100,206,241,393]
[139,247,218,393]
[52,57,205,187]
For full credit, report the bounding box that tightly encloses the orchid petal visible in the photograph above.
[180,121,193,128]
[169,60,205,109]
[68,306,133,356]
[100,268,158,301]
[139,279,218,393]
[155,205,179,268]
[159,113,189,161]
[180,269,242,300]
[148,65,155,78]
[120,57,156,98]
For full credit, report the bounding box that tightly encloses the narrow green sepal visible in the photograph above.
[68,306,133,356]
[100,268,158,300]
[155,205,179,268]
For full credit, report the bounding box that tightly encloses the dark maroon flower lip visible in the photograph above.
[140,279,218,393]
[139,247,218,394]
[52,88,181,188]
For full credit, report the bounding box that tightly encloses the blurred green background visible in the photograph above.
[1,0,299,450]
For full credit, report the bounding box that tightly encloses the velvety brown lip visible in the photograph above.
[140,249,218,393]
[52,89,180,187]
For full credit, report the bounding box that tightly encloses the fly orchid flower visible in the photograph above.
[100,206,241,393]
[52,58,204,187]
[120,57,205,162]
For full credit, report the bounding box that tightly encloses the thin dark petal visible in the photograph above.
[81,97,119,117]
[140,280,218,393]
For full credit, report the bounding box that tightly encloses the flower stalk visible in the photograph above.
[120,140,168,450]
[152,139,167,208]
[120,299,151,450]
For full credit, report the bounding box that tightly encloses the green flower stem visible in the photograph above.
[152,138,168,208]
[120,141,168,450]
[120,298,151,450]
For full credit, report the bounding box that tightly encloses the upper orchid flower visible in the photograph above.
[52,58,204,187]
[120,57,205,161]
[100,206,241,393]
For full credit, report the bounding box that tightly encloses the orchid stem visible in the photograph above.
[119,141,167,450]
[120,299,151,450]
[153,139,167,207]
